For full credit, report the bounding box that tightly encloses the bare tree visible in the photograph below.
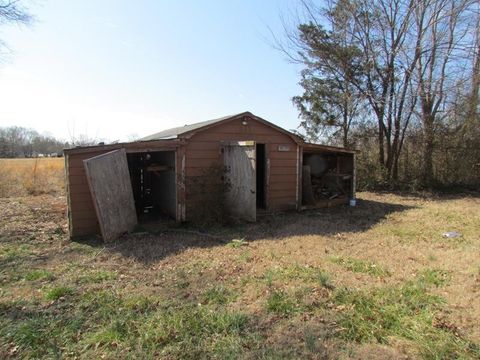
[413,0,475,184]
[0,0,31,55]
[277,0,421,181]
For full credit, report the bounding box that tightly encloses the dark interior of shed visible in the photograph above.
[256,143,266,209]
[302,152,353,206]
[127,151,176,222]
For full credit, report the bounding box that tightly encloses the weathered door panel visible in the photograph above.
[223,141,256,221]
[84,148,137,242]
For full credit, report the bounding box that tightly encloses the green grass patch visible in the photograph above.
[138,305,249,356]
[417,269,451,287]
[331,272,479,358]
[0,244,31,264]
[330,256,390,277]
[45,286,74,301]
[24,269,55,282]
[227,238,248,248]
[75,270,117,284]
[1,288,255,359]
[264,264,334,289]
[266,289,302,316]
[201,285,236,305]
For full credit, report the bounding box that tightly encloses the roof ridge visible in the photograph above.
[140,112,249,141]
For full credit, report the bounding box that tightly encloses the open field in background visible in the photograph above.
[0,158,65,197]
[1,189,479,359]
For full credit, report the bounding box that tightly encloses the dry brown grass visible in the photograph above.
[0,158,64,197]
[1,191,479,358]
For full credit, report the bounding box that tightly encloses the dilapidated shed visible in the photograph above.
[64,112,357,241]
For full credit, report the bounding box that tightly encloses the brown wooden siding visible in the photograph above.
[66,142,181,238]
[66,152,104,237]
[184,116,299,218]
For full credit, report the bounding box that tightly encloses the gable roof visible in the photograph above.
[141,111,303,143]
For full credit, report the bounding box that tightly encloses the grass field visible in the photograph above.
[0,158,64,197]
[0,160,479,358]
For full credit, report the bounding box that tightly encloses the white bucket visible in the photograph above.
[349,199,357,207]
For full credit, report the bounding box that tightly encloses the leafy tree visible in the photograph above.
[292,14,363,147]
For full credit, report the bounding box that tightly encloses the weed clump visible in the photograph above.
[45,286,74,301]
[266,289,302,315]
[330,256,390,277]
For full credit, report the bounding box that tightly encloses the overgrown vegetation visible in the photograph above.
[281,0,480,190]
[187,164,232,226]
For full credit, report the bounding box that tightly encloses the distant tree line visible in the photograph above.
[0,126,103,158]
[0,126,68,158]
[279,0,480,190]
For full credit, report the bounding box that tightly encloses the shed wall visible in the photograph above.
[183,116,299,219]
[66,141,180,238]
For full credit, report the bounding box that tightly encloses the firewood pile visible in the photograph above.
[302,165,352,205]
[313,171,352,199]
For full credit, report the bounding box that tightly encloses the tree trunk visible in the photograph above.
[422,114,435,186]
[376,109,385,167]
[342,104,349,148]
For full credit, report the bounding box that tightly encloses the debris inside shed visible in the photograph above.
[302,152,354,207]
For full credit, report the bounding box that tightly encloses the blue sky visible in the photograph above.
[0,0,304,142]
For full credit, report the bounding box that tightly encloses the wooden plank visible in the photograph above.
[185,141,223,151]
[268,151,298,160]
[352,153,356,198]
[269,182,297,190]
[68,174,90,186]
[67,186,92,196]
[185,150,221,159]
[177,145,186,222]
[297,145,303,210]
[270,167,297,175]
[223,143,256,222]
[70,217,98,229]
[67,167,87,176]
[269,159,297,167]
[70,199,95,209]
[186,158,222,168]
[301,196,349,209]
[71,210,98,220]
[302,165,315,205]
[190,132,292,143]
[269,201,297,210]
[84,148,138,242]
[270,189,296,198]
[64,139,180,156]
[186,119,293,137]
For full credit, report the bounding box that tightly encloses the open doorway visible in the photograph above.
[126,151,176,223]
[256,143,266,209]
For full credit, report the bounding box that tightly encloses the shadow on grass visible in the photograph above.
[107,198,415,265]
[377,189,480,201]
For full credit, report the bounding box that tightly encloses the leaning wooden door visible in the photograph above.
[223,141,256,222]
[84,148,137,242]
